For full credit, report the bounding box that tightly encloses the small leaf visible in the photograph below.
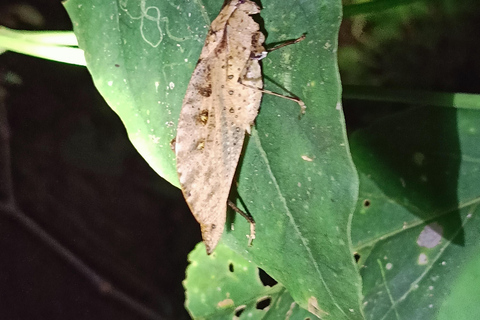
[184,242,317,319]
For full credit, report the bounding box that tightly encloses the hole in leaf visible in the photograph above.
[304,318,311,320]
[258,268,278,287]
[363,199,371,207]
[255,296,271,310]
[234,305,246,317]
[354,252,360,263]
[229,263,234,272]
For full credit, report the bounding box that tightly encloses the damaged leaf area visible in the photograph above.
[184,242,317,319]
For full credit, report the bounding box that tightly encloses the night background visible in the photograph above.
[1,0,479,319]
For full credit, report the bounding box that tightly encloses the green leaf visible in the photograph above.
[184,242,317,319]
[350,106,480,319]
[64,0,362,318]
[64,0,211,185]
[218,1,362,317]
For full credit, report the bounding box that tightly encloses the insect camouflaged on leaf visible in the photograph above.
[175,0,304,254]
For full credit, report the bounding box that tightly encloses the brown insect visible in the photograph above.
[175,0,305,254]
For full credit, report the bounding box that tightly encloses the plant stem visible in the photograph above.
[343,0,428,18]
[0,27,85,66]
[343,85,480,110]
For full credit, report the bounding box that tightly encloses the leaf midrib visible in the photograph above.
[252,128,348,318]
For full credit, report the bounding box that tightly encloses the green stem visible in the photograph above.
[343,0,428,18]
[0,27,85,66]
[343,85,480,110]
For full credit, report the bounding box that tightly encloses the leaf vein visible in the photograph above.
[253,129,348,317]
[381,203,478,319]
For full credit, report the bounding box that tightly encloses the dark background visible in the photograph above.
[1,0,479,319]
[1,1,200,319]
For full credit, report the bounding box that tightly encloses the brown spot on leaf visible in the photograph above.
[217,298,234,308]
[308,297,329,318]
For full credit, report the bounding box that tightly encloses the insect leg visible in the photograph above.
[240,33,307,115]
[266,34,306,53]
[227,200,256,246]
[239,82,306,115]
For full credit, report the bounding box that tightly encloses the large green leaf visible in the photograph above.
[350,106,480,319]
[64,0,362,318]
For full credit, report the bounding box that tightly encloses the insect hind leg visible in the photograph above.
[246,85,306,115]
[238,33,307,116]
[266,33,306,53]
[227,200,256,246]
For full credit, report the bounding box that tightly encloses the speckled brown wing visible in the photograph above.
[175,0,265,254]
